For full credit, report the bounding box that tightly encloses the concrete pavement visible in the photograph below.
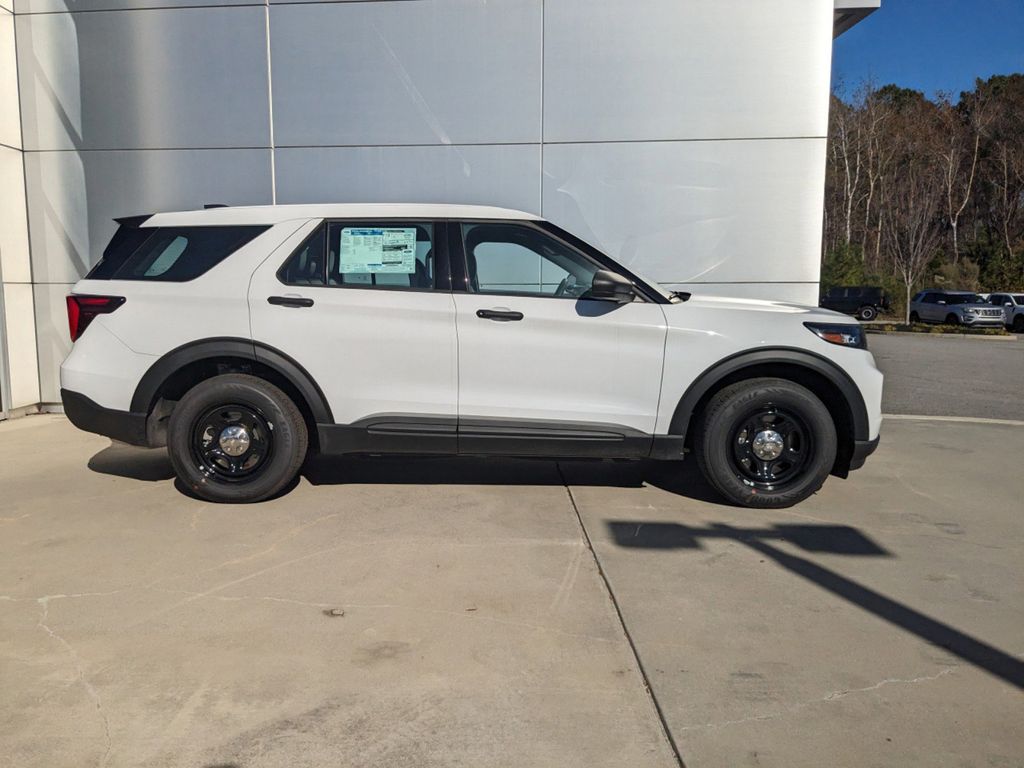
[1,414,1022,767]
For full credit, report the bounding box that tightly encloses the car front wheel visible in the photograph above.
[167,374,308,503]
[945,313,960,326]
[694,378,837,509]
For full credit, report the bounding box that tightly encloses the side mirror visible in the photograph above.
[937,300,946,305]
[1005,302,1014,308]
[588,270,635,303]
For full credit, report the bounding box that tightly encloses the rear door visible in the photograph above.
[450,220,667,457]
[248,218,458,450]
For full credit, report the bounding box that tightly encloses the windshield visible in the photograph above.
[1013,295,1024,304]
[944,293,985,305]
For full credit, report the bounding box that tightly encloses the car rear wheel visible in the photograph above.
[167,374,308,503]
[694,378,837,509]
[856,305,877,321]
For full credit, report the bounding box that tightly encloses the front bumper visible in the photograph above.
[848,435,880,472]
[61,388,150,446]
[960,314,1005,326]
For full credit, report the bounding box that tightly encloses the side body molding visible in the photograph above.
[130,337,333,424]
[668,347,871,442]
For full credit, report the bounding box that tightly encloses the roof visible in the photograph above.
[833,0,880,38]
[144,203,543,227]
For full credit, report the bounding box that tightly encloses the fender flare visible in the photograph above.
[668,347,870,441]
[130,337,333,424]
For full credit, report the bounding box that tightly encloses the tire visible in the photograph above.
[694,378,837,509]
[1013,315,1024,333]
[909,311,920,324]
[945,313,960,326]
[167,374,308,503]
[856,305,877,322]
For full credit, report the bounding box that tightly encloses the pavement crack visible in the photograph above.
[36,597,113,767]
[678,667,958,732]
[215,512,343,568]
[822,667,958,701]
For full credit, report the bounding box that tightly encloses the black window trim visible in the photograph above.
[276,217,448,294]
[449,218,667,304]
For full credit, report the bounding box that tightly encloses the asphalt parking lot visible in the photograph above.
[868,332,1023,420]
[2,336,1022,767]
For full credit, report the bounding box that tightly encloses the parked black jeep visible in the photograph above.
[819,286,890,321]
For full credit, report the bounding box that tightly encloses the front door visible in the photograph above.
[451,221,667,457]
[920,292,942,322]
[248,218,458,451]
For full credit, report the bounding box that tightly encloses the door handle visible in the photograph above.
[268,295,314,308]
[476,309,523,322]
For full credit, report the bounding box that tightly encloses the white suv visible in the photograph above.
[61,204,882,508]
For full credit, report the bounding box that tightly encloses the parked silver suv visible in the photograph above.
[986,292,1024,332]
[908,290,1005,327]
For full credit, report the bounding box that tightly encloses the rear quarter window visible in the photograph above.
[87,225,268,281]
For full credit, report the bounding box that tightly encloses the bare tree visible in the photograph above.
[880,102,942,321]
[884,145,945,321]
[936,91,988,264]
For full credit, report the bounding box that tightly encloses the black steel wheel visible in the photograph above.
[694,378,837,508]
[729,405,814,491]
[190,404,274,481]
[168,374,307,503]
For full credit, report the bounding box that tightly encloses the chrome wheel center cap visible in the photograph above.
[218,425,251,456]
[752,429,784,461]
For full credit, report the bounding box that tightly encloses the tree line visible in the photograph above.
[823,74,1024,320]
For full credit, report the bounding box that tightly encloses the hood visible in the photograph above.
[678,293,851,322]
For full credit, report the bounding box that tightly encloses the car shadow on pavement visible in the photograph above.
[303,453,732,505]
[87,442,735,505]
[607,520,1024,691]
[88,442,176,481]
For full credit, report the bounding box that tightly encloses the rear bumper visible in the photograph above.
[61,388,149,446]
[848,435,880,472]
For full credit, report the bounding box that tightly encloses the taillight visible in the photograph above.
[66,295,125,342]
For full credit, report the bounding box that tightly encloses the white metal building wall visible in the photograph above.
[1,0,878,411]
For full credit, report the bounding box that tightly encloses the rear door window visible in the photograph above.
[277,221,435,290]
[87,225,268,281]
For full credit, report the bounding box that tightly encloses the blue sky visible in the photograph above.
[832,0,1024,100]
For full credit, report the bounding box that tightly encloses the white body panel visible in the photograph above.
[59,320,156,411]
[65,222,305,358]
[247,220,458,425]
[60,205,882,453]
[656,296,883,440]
[453,294,667,433]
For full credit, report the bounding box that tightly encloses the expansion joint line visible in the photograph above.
[556,463,687,768]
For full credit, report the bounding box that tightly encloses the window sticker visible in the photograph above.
[339,228,418,274]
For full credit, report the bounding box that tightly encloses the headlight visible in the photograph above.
[804,322,867,349]
[965,307,978,315]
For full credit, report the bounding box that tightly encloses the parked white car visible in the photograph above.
[61,204,882,508]
[986,292,1024,332]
